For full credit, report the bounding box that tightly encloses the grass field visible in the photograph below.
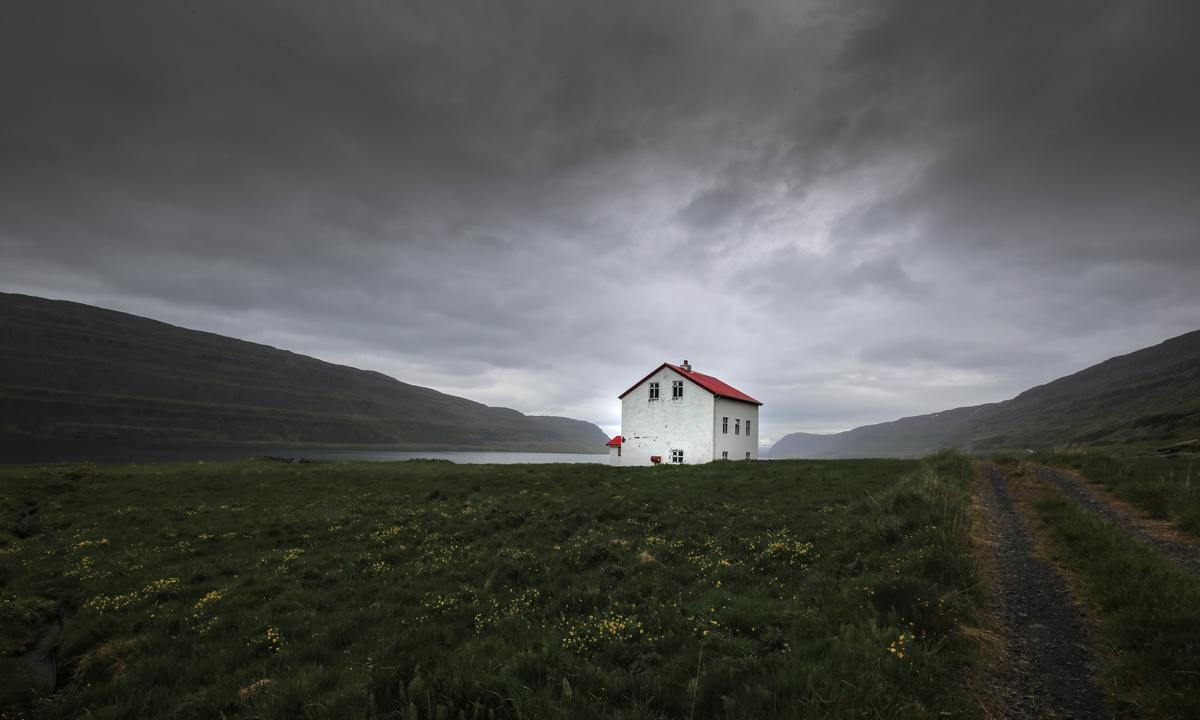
[2,454,982,719]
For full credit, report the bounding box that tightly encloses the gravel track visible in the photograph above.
[976,463,1111,719]
[1032,464,1200,574]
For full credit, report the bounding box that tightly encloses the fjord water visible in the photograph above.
[291,449,610,464]
[0,440,609,465]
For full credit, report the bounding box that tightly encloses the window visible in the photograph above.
[648,382,659,400]
[722,417,728,434]
[672,380,683,399]
[671,449,684,464]
[617,446,621,457]
[745,451,751,460]
[735,419,740,435]
[746,420,751,436]
[721,451,728,460]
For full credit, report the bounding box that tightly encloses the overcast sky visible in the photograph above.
[3,1,1198,443]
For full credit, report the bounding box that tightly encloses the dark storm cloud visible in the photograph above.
[2,1,1198,440]
[837,1,1200,267]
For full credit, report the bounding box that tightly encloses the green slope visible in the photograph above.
[771,330,1200,458]
[0,293,608,451]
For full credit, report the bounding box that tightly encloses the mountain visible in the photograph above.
[771,330,1200,458]
[0,293,608,452]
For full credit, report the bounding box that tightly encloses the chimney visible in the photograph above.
[681,360,692,372]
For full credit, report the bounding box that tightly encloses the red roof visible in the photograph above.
[606,435,623,447]
[618,363,762,406]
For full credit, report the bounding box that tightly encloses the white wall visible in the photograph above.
[620,366,715,466]
[712,397,760,461]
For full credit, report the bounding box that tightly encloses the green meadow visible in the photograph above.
[2,454,981,719]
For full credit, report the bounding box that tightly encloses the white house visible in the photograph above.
[606,360,762,466]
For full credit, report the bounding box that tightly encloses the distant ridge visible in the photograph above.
[0,293,608,452]
[770,330,1200,458]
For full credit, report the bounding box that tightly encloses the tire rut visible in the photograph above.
[975,462,1111,719]
[1032,464,1200,574]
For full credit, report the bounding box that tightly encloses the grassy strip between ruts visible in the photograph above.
[1027,451,1200,538]
[1029,484,1200,718]
[3,453,982,719]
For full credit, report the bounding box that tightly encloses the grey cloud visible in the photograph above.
[837,257,926,299]
[2,0,1199,437]
[676,185,752,231]
[858,337,1065,372]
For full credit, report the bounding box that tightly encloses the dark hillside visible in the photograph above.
[0,293,607,451]
[771,330,1200,458]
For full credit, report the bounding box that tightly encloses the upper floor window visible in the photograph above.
[648,382,659,400]
[746,420,751,436]
[735,419,741,435]
[672,380,683,399]
[671,449,684,464]
[722,417,728,434]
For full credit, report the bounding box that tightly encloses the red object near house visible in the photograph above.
[650,455,662,464]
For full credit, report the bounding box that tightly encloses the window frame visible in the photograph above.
[671,449,684,464]
[735,419,740,435]
[648,381,659,401]
[722,416,728,434]
[672,380,683,399]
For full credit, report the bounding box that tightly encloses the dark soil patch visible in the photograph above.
[974,463,1111,719]
[1032,464,1200,574]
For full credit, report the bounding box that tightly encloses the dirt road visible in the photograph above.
[1031,464,1200,574]
[975,463,1111,719]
